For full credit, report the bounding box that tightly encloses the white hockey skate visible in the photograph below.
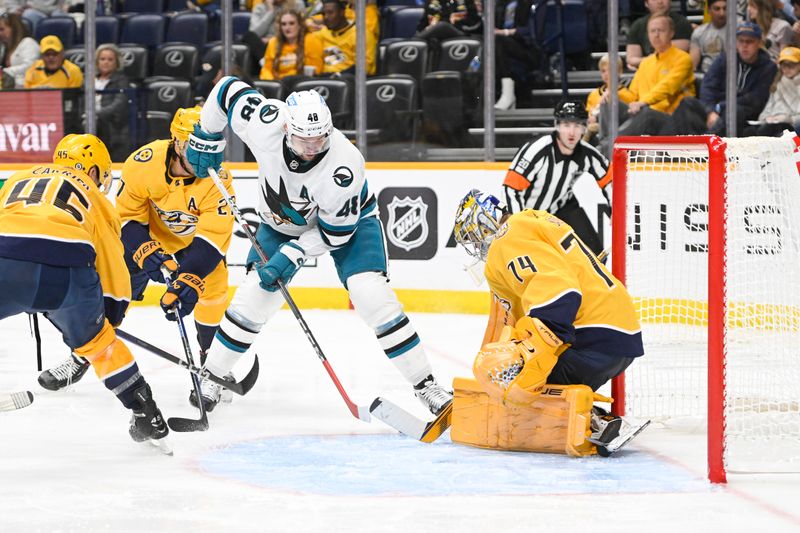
[413,375,453,416]
[189,374,234,412]
[588,406,650,457]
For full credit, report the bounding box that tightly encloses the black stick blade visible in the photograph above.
[168,415,209,433]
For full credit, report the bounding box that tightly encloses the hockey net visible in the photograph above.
[611,135,800,483]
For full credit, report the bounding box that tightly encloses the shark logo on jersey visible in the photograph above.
[333,166,353,188]
[152,204,198,236]
[261,177,313,226]
[386,196,428,251]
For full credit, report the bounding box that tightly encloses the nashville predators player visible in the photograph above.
[38,108,236,404]
[0,134,170,447]
[452,189,648,456]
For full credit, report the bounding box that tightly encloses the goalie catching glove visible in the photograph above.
[186,124,226,178]
[160,273,205,319]
[132,240,178,283]
[255,242,306,291]
[473,316,569,407]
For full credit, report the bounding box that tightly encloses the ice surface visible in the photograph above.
[2,308,799,532]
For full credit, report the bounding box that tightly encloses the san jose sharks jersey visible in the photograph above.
[0,164,131,305]
[485,210,643,358]
[200,76,377,257]
[117,140,235,258]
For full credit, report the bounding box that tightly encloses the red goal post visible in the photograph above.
[610,135,800,484]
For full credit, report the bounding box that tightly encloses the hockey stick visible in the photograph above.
[207,168,371,422]
[116,328,259,396]
[207,168,452,441]
[0,391,34,412]
[163,283,209,432]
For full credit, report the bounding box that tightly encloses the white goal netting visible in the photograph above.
[616,136,800,473]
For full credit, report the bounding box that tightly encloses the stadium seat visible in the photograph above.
[436,38,481,72]
[203,43,252,75]
[384,7,423,39]
[63,48,87,70]
[232,11,251,41]
[95,16,121,44]
[166,0,188,11]
[118,44,150,81]
[166,12,209,51]
[120,14,166,48]
[152,43,198,80]
[253,80,283,100]
[293,79,350,127]
[122,0,165,13]
[382,39,428,86]
[35,17,77,49]
[145,79,193,139]
[531,0,589,56]
[421,70,467,146]
[365,75,417,142]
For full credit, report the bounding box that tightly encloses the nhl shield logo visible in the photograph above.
[387,196,428,251]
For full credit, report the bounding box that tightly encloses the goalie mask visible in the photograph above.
[283,90,333,159]
[53,134,113,194]
[454,189,507,262]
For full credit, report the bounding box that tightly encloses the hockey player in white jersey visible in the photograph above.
[184,77,453,416]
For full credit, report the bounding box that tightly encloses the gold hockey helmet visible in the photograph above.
[170,106,202,143]
[53,134,113,193]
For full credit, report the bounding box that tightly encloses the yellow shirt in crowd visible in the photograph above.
[618,45,695,114]
[24,59,84,89]
[260,33,325,80]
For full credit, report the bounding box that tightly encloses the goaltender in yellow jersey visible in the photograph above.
[451,190,647,457]
[38,108,236,393]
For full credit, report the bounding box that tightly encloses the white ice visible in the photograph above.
[1,307,800,533]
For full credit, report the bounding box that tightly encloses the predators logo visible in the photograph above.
[153,203,198,236]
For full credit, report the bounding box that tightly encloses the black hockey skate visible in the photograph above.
[413,375,453,416]
[589,406,650,457]
[38,354,91,391]
[129,384,169,443]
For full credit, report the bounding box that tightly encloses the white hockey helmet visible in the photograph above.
[284,90,333,158]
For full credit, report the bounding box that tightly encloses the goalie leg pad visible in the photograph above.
[203,270,283,377]
[347,271,432,385]
[450,377,600,457]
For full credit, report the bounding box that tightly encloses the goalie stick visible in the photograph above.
[205,169,449,441]
[0,391,34,412]
[116,328,259,397]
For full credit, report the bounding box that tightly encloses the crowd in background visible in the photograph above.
[3,0,800,158]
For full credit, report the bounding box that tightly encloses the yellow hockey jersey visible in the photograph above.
[315,21,377,75]
[485,210,643,358]
[116,140,235,257]
[0,164,130,303]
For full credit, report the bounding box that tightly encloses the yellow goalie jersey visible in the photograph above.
[0,164,130,305]
[116,140,235,257]
[484,210,643,358]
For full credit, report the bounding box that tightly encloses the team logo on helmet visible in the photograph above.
[386,196,429,252]
[153,204,198,236]
[332,166,353,188]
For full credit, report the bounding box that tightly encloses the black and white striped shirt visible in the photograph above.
[503,132,610,214]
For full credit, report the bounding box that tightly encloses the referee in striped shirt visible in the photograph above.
[502,98,612,255]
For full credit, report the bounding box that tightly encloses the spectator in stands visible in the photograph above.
[2,0,64,33]
[415,0,481,42]
[493,0,540,110]
[0,11,38,89]
[24,35,82,89]
[93,44,129,162]
[625,0,692,70]
[242,0,306,76]
[745,45,800,135]
[316,0,375,75]
[599,14,695,148]
[584,53,634,143]
[749,0,795,61]
[690,0,727,72]
[662,21,777,136]
[260,8,323,80]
